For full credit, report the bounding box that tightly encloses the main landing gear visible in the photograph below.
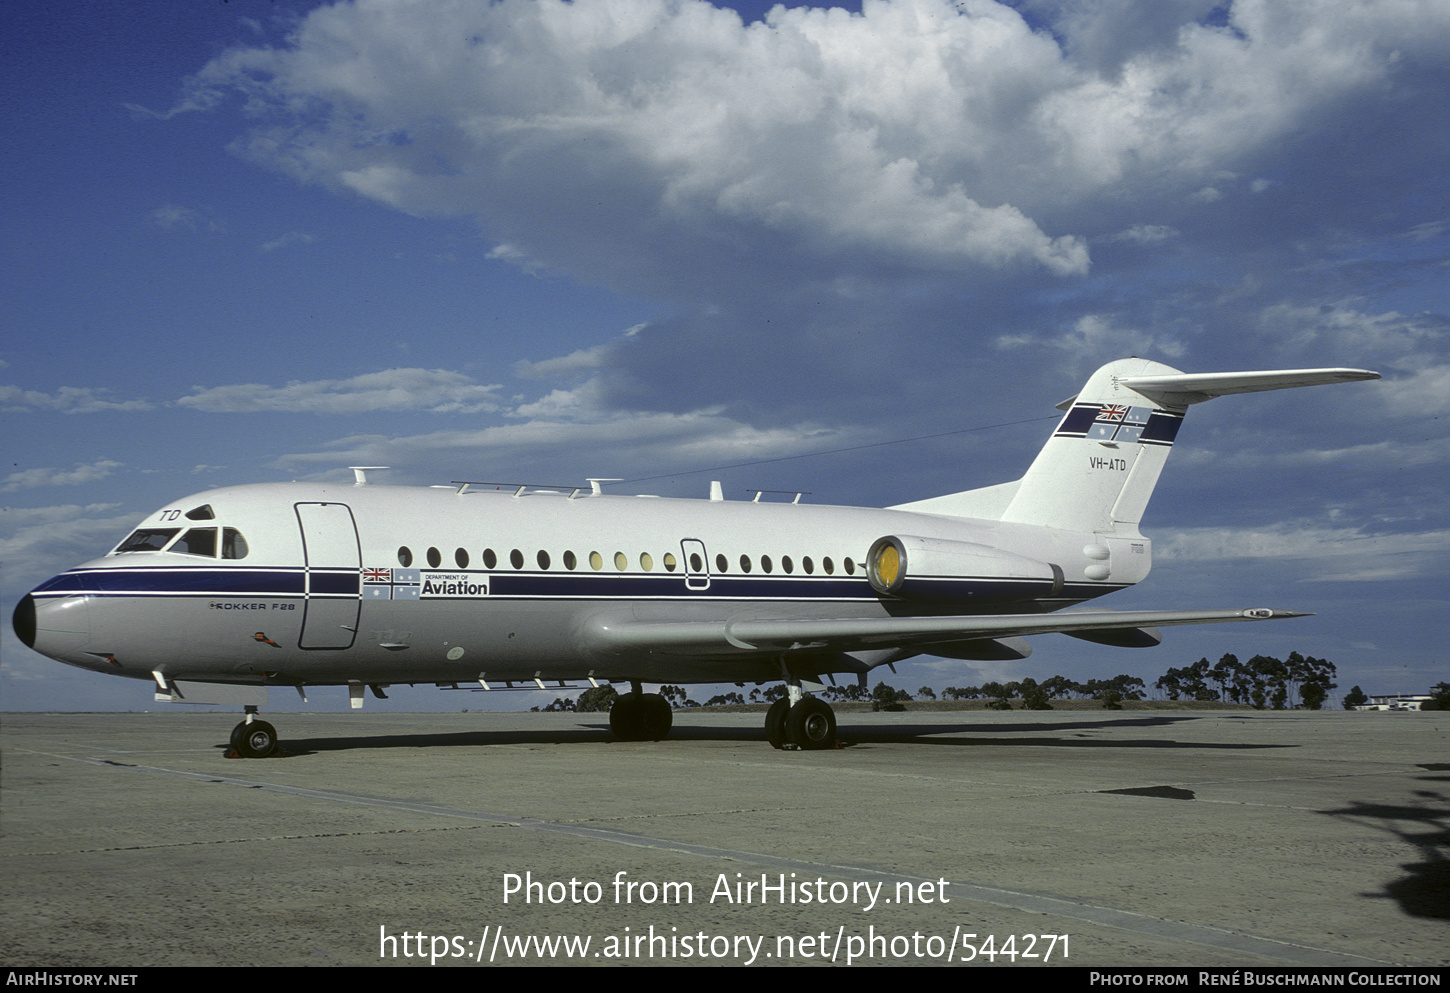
[609,683,673,742]
[229,707,279,758]
[765,695,838,750]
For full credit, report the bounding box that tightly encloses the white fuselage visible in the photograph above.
[20,481,1149,690]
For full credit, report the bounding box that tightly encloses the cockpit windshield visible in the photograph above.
[114,525,249,558]
[116,529,180,553]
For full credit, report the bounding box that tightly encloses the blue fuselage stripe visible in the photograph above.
[32,567,1123,605]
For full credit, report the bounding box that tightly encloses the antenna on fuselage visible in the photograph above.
[350,466,389,485]
[587,478,622,496]
[710,480,724,501]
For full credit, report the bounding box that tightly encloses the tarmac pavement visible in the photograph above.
[2,708,1446,967]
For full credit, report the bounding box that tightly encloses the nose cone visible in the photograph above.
[13,583,93,665]
[13,594,37,648]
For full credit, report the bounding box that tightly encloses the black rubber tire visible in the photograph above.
[786,697,836,750]
[639,694,673,740]
[764,697,791,749]
[234,719,278,758]
[610,692,643,741]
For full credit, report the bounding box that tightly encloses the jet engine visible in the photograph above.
[865,534,1064,605]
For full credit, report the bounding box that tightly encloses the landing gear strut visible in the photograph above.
[229,707,278,758]
[609,684,673,741]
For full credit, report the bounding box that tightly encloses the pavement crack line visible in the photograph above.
[55,752,1392,968]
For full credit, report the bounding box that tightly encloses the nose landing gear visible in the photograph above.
[229,707,279,758]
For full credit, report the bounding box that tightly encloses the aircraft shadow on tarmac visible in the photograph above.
[237,713,1288,757]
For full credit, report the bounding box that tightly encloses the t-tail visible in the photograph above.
[896,357,1379,533]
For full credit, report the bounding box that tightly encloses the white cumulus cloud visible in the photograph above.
[176,368,504,414]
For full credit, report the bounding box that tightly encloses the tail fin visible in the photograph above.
[897,358,1378,533]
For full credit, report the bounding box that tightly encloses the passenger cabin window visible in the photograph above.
[427,547,442,568]
[455,548,469,568]
[398,546,413,567]
[483,549,497,569]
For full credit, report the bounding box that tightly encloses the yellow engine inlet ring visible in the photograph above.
[867,536,907,595]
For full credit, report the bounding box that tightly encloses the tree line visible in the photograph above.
[532,650,1357,713]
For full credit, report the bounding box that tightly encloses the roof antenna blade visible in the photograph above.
[350,466,389,485]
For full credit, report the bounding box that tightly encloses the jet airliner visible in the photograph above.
[13,358,1378,756]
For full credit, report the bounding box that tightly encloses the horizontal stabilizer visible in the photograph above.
[1114,367,1379,406]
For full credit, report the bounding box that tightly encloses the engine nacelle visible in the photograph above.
[865,534,1064,606]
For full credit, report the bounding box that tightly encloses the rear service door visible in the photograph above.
[295,502,361,649]
[681,539,710,591]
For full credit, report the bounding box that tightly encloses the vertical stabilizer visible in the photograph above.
[995,358,1379,534]
[1000,358,1184,533]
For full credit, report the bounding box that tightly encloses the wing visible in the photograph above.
[584,607,1308,657]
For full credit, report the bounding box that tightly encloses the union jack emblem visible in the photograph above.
[1097,404,1129,422]
[363,567,391,583]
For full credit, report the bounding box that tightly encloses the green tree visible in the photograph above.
[1212,653,1243,703]
[979,681,1013,710]
[1019,676,1053,710]
[871,682,908,711]
[1041,675,1075,700]
[576,685,619,712]
[1341,685,1369,709]
[1421,686,1450,711]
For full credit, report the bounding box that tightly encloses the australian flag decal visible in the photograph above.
[362,566,421,600]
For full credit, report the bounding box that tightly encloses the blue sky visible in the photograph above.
[4,0,1447,713]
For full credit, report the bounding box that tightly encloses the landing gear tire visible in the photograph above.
[231,719,278,758]
[764,697,791,749]
[610,693,673,741]
[786,697,836,750]
[639,694,673,740]
[610,693,641,740]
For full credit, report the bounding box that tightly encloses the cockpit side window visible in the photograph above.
[116,528,180,553]
[185,504,216,521]
[222,528,249,560]
[171,528,218,557]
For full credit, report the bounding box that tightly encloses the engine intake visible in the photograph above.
[866,535,1063,605]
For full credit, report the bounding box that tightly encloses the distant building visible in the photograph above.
[1356,682,1447,711]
